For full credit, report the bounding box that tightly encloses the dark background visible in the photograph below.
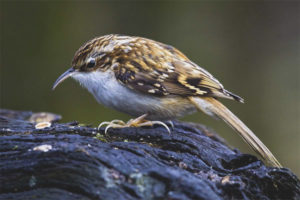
[1,1,299,175]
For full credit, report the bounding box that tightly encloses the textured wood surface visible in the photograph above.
[0,109,299,200]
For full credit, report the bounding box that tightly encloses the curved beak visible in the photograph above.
[52,67,76,90]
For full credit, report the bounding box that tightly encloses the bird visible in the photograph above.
[52,34,281,168]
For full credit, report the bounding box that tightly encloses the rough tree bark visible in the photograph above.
[0,109,299,200]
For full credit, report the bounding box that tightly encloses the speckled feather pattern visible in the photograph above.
[71,34,243,103]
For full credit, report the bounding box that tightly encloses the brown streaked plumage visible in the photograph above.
[69,34,242,101]
[53,34,281,168]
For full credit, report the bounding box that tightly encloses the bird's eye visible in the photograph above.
[86,58,96,68]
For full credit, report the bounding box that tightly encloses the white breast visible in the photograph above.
[71,70,196,120]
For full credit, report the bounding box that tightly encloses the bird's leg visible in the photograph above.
[125,114,148,126]
[98,114,171,134]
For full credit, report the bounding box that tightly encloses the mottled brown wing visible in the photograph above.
[165,60,225,96]
[113,59,170,96]
[113,38,243,102]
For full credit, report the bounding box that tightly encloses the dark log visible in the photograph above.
[0,109,299,200]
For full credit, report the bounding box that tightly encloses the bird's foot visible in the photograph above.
[98,114,171,134]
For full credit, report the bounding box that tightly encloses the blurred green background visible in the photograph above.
[1,1,299,175]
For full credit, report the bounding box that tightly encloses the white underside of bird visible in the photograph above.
[72,70,196,120]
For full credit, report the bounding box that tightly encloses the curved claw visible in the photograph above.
[110,119,126,125]
[138,121,171,134]
[98,121,111,130]
[98,120,126,131]
[104,123,124,135]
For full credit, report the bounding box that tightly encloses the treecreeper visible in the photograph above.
[53,34,282,167]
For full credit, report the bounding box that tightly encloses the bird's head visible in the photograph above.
[52,34,119,90]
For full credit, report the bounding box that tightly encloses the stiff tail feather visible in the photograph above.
[189,96,282,168]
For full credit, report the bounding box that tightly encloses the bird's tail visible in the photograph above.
[189,96,282,168]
